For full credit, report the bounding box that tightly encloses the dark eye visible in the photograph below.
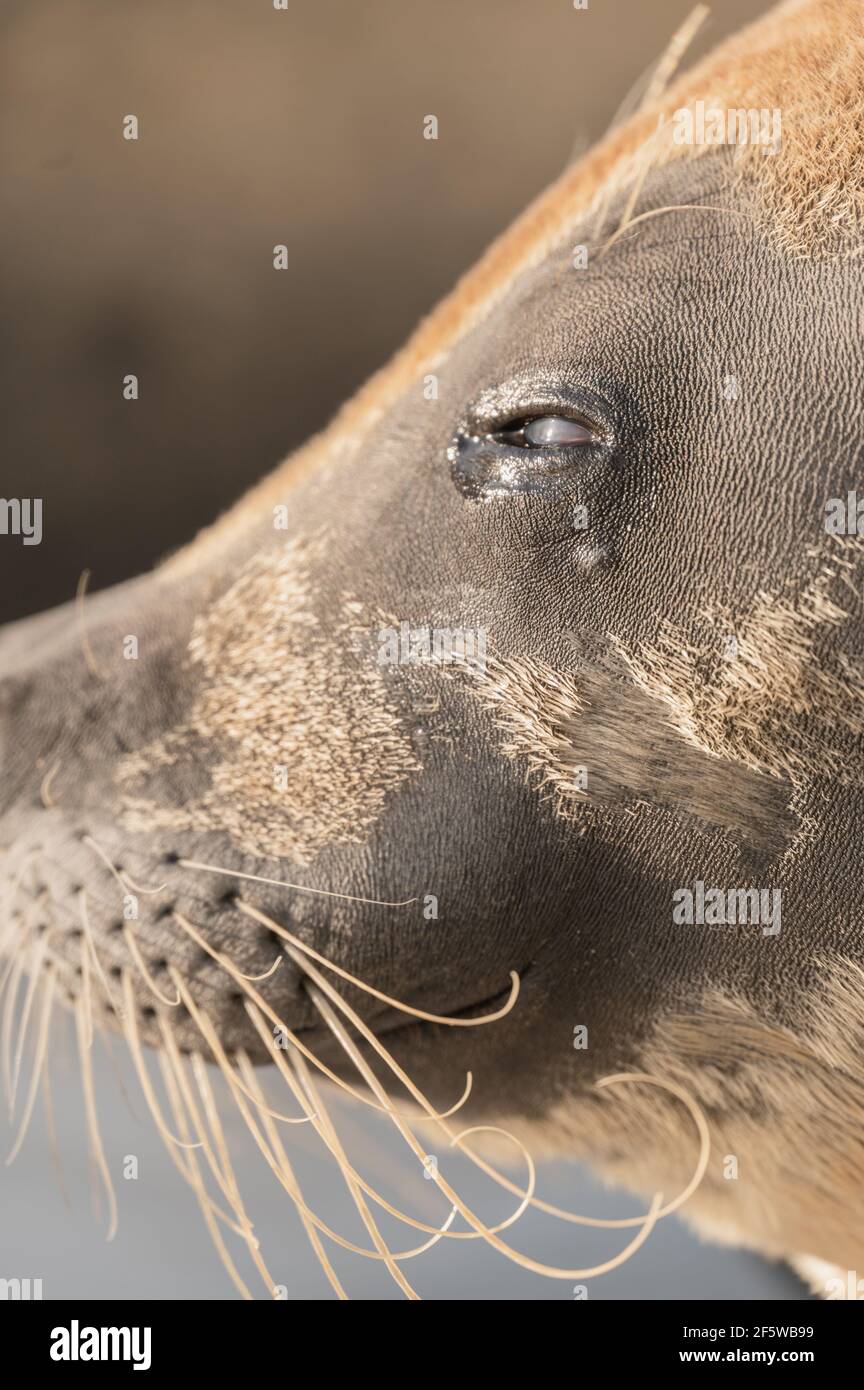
[492,414,596,448]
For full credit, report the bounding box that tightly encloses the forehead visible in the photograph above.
[446,155,862,401]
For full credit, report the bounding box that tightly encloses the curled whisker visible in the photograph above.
[172,910,472,1122]
[238,898,519,1028]
[39,759,61,809]
[232,954,283,984]
[303,973,664,1278]
[285,995,537,1244]
[82,834,166,901]
[75,569,107,681]
[192,987,456,1267]
[244,998,480,1245]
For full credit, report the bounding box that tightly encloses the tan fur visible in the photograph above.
[163,0,864,579]
[617,540,864,788]
[463,651,797,855]
[460,535,863,853]
[501,956,864,1272]
[118,538,421,864]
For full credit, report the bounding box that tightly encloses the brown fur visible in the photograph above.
[503,956,864,1273]
[118,538,421,864]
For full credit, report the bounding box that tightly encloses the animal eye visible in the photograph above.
[491,415,596,448]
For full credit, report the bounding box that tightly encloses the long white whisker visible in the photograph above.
[74,996,118,1241]
[179,858,417,908]
[7,967,56,1165]
[238,898,519,1027]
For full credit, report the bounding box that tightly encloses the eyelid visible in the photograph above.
[467,383,616,445]
[492,413,598,446]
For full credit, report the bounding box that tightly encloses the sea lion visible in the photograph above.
[1,0,863,1298]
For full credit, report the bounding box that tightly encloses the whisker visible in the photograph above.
[74,996,118,1241]
[178,858,417,908]
[80,915,94,1051]
[10,928,53,1110]
[154,1048,252,1240]
[41,1035,71,1208]
[2,941,29,1110]
[172,910,471,1121]
[155,1049,254,1300]
[122,925,181,1007]
[75,569,107,681]
[238,898,518,1027]
[233,955,283,984]
[39,759,61,809]
[119,969,202,1151]
[189,1049,279,1297]
[78,890,123,1023]
[188,985,450,1267]
[601,202,750,258]
[234,1051,348,1300]
[305,975,664,1278]
[284,1043,418,1300]
[82,834,166,899]
[156,1003,274,1284]
[7,967,56,1165]
[213,906,710,1232]
[244,998,511,1246]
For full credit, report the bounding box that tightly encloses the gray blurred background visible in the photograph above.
[1,0,808,1299]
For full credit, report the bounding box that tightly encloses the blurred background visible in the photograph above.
[1,0,807,1300]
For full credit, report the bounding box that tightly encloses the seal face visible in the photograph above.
[2,0,864,1293]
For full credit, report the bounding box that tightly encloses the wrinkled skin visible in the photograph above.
[1,151,862,1211]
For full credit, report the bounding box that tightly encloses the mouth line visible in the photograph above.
[293,964,532,1052]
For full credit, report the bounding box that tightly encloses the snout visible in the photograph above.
[0,551,540,1117]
